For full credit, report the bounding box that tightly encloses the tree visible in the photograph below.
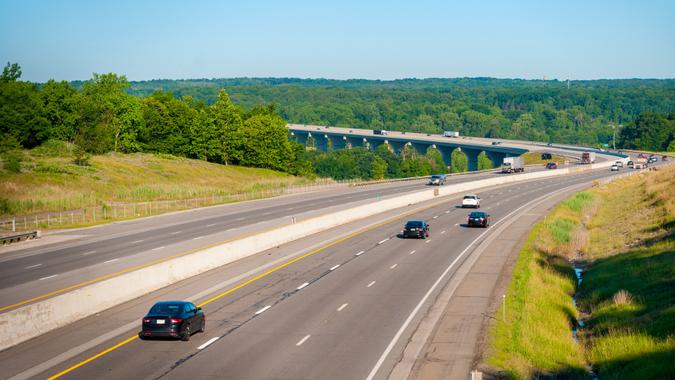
[41,80,80,142]
[618,113,674,151]
[477,152,493,170]
[451,149,468,173]
[1,62,22,82]
[370,156,387,180]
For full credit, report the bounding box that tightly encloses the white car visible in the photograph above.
[615,161,623,167]
[462,194,481,208]
[611,164,619,171]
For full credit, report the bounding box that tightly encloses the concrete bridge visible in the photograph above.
[288,124,529,171]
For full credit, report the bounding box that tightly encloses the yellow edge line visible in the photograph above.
[46,195,456,380]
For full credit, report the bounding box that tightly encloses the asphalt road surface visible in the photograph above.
[0,164,639,380]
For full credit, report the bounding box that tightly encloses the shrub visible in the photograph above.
[4,154,21,173]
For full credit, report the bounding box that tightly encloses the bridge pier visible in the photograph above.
[463,148,481,171]
[347,136,364,149]
[412,143,430,156]
[389,141,406,155]
[438,146,453,167]
[330,135,347,150]
[315,134,329,152]
[486,151,506,168]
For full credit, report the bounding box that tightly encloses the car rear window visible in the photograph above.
[469,212,485,217]
[150,303,183,315]
[464,195,476,199]
[405,221,424,228]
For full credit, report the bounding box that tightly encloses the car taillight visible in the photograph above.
[169,318,183,324]
[143,318,151,323]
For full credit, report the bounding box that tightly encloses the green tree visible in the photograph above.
[0,62,22,82]
[477,152,493,170]
[618,112,674,151]
[370,156,387,179]
[426,147,448,173]
[40,80,80,142]
[451,149,468,173]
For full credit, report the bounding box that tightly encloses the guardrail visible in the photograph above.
[0,231,40,245]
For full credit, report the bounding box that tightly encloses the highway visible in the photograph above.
[0,165,633,380]
[0,162,575,310]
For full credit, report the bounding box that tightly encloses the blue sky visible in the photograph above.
[1,0,674,82]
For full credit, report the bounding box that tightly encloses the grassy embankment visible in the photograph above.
[522,152,569,166]
[0,141,311,227]
[487,164,674,379]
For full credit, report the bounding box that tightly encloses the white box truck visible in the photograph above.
[443,131,460,138]
[501,156,525,173]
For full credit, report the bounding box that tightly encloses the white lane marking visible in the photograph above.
[390,264,398,269]
[441,230,446,234]
[337,303,348,312]
[329,264,340,271]
[297,282,309,290]
[151,246,165,251]
[198,337,219,350]
[425,239,431,243]
[355,250,365,256]
[296,334,311,346]
[206,223,216,227]
[255,305,271,315]
[454,223,459,226]
[378,238,389,245]
[432,216,438,219]
[365,181,585,380]
[235,217,246,221]
[25,263,42,269]
[103,258,119,264]
[262,212,271,216]
[171,231,182,235]
[286,207,295,211]
[409,250,416,255]
[367,281,376,288]
[82,250,96,256]
[192,236,204,240]
[486,207,492,210]
[444,210,450,214]
[131,240,143,244]
[39,274,58,281]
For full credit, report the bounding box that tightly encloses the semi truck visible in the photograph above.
[443,131,460,138]
[634,157,648,169]
[581,152,596,164]
[501,156,525,173]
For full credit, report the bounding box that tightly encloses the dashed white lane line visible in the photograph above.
[390,264,398,269]
[486,207,492,210]
[25,264,42,269]
[206,223,216,227]
[171,231,182,235]
[444,210,450,214]
[296,334,311,346]
[432,216,438,219]
[235,217,246,221]
[297,282,309,290]
[192,236,204,240]
[103,258,119,264]
[454,223,459,226]
[355,250,365,256]
[255,305,271,315]
[329,264,340,271]
[425,239,431,244]
[367,281,376,288]
[441,230,446,234]
[262,212,271,216]
[151,246,165,251]
[39,274,58,281]
[131,240,144,244]
[82,250,96,256]
[198,337,219,350]
[378,238,389,245]
[337,303,348,312]
[285,207,295,211]
[409,250,416,255]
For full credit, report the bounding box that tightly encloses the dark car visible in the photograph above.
[402,220,429,239]
[541,153,552,160]
[140,301,205,341]
[545,162,558,169]
[491,141,501,145]
[467,211,491,227]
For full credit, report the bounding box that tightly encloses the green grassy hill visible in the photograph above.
[0,141,308,217]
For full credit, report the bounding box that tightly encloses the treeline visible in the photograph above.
[0,64,310,175]
[127,77,675,148]
[618,112,675,152]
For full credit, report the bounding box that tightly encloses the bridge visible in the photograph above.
[288,124,529,171]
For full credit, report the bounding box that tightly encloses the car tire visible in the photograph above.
[181,325,191,341]
[138,333,147,340]
[198,318,205,333]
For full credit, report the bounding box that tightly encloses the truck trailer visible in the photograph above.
[581,152,596,164]
[501,156,525,173]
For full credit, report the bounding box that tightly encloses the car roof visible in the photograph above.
[152,301,192,306]
[405,220,425,224]
[469,211,487,215]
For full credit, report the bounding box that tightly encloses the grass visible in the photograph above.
[522,152,569,166]
[486,164,675,379]
[0,140,311,217]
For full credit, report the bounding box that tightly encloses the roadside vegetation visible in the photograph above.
[486,165,674,378]
[521,152,569,166]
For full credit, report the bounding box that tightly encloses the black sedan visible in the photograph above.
[467,211,491,227]
[139,301,205,341]
[402,220,430,238]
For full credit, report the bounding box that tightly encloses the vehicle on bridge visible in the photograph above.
[140,301,205,341]
[373,129,388,135]
[443,131,460,138]
[402,220,430,239]
[581,152,596,164]
[501,156,525,173]
[462,194,481,208]
[428,174,447,185]
[467,211,491,227]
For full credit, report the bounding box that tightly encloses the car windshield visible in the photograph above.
[463,195,476,199]
[469,212,485,218]
[149,303,183,315]
[405,221,424,228]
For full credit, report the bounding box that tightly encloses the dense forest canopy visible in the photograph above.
[124,77,675,149]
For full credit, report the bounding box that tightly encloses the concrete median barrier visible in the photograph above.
[0,162,616,350]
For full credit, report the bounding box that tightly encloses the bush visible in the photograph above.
[4,154,22,173]
[73,145,91,166]
[31,140,75,157]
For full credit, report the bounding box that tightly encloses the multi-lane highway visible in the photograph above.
[0,163,638,380]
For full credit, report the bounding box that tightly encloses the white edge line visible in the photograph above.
[103,258,119,264]
[296,334,311,346]
[193,236,204,240]
[297,282,309,290]
[25,264,42,269]
[329,264,340,271]
[378,238,389,245]
[197,337,219,350]
[151,246,165,251]
[337,303,348,312]
[255,305,271,315]
[355,250,365,256]
[365,184,584,380]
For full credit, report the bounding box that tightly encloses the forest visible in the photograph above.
[1,63,674,183]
